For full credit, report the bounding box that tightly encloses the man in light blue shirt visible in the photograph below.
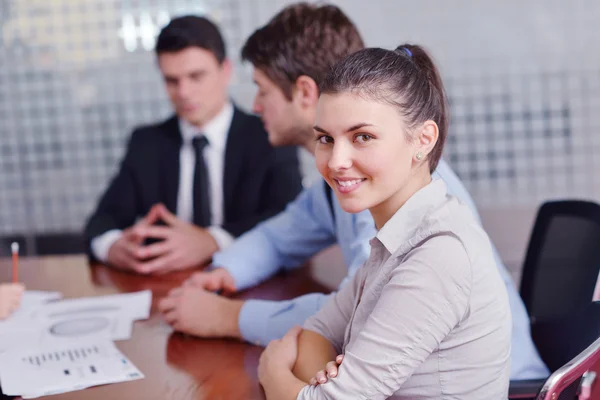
[158,2,549,380]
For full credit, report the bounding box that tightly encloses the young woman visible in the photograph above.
[0,283,24,320]
[257,44,511,399]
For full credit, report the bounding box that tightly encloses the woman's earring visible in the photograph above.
[415,152,424,161]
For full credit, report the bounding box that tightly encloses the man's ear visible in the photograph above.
[293,75,319,108]
[220,58,233,83]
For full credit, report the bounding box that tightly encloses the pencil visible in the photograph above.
[11,242,19,283]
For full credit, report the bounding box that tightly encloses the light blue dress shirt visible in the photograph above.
[211,159,550,380]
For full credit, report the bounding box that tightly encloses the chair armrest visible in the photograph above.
[508,379,545,399]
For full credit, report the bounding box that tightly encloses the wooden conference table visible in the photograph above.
[0,254,334,400]
[5,254,600,400]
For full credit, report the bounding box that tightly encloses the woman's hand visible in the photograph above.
[258,326,306,400]
[309,354,344,385]
[259,326,302,383]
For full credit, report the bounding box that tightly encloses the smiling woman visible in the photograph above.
[313,45,447,228]
[258,44,512,400]
[313,94,434,225]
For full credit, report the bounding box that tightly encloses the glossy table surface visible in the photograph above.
[5,254,600,400]
[0,255,331,400]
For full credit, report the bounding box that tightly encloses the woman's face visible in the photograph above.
[314,92,432,227]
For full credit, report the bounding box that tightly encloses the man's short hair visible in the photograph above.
[155,15,226,63]
[241,3,364,100]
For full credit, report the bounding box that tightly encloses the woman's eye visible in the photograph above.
[355,134,373,143]
[318,135,333,144]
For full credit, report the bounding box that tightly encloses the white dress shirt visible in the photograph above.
[91,102,235,262]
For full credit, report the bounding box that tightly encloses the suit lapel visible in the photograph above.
[160,116,182,214]
[223,107,247,216]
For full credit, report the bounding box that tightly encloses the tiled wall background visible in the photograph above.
[1,0,599,266]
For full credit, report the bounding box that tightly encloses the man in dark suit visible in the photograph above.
[84,16,302,275]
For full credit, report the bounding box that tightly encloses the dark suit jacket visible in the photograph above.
[84,106,302,260]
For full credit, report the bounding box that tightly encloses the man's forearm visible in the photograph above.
[238,293,328,346]
[292,329,337,383]
[212,226,283,291]
[222,298,244,339]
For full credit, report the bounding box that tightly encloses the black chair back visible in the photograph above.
[520,200,600,321]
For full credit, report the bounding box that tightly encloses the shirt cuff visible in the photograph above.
[207,226,235,250]
[90,229,123,263]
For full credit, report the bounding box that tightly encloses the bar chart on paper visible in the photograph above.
[0,340,144,398]
[24,344,103,369]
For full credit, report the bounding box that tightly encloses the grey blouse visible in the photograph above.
[299,179,511,399]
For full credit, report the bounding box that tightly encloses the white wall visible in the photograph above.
[1,0,598,270]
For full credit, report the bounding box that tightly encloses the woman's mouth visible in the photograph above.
[333,178,366,194]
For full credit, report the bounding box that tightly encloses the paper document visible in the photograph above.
[0,290,151,351]
[31,290,152,343]
[19,290,63,309]
[0,339,144,398]
[40,290,152,321]
[0,290,63,352]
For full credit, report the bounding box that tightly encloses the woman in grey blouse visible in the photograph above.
[257,43,512,399]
